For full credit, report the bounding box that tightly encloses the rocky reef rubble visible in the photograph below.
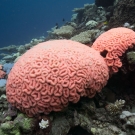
[108,0,135,29]
[0,37,45,64]
[1,64,135,135]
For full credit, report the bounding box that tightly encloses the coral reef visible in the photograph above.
[45,3,109,44]
[71,29,99,44]
[72,4,106,24]
[85,20,98,29]
[0,37,44,64]
[120,111,135,134]
[51,25,75,38]
[126,51,135,64]
[1,1,135,135]
[0,113,37,135]
[109,0,135,28]
[105,99,125,115]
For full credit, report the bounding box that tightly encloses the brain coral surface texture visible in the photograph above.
[6,40,109,117]
[92,27,135,74]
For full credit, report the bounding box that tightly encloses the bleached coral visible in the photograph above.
[71,29,100,44]
[85,20,98,28]
[52,25,74,38]
[39,119,49,129]
[120,111,135,119]
[105,99,125,115]
[120,110,135,131]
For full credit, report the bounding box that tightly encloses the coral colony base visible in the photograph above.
[0,0,135,134]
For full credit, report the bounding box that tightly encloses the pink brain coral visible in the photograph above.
[6,39,109,117]
[92,27,135,74]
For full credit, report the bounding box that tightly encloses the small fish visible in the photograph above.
[62,18,65,22]
[103,21,108,25]
[55,23,59,29]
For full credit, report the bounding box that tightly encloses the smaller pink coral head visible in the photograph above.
[92,27,135,74]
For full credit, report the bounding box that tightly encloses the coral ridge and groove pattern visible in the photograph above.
[92,27,135,74]
[6,40,109,117]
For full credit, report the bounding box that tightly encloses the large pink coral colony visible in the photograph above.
[6,40,109,117]
[92,27,135,74]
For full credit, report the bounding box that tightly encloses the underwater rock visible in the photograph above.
[14,113,36,133]
[49,116,70,135]
[17,45,26,54]
[3,63,14,74]
[24,43,33,50]
[0,45,17,52]
[72,3,106,24]
[30,38,44,45]
[120,45,135,74]
[120,111,135,134]
[127,51,135,65]
[2,55,16,63]
[0,120,22,135]
[0,86,6,95]
[71,13,78,22]
[91,124,127,135]
[109,0,135,28]
[0,94,8,112]
[0,113,37,135]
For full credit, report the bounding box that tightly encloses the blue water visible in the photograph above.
[0,0,94,47]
